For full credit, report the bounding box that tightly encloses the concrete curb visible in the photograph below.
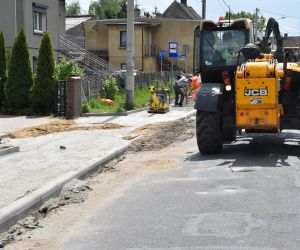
[0,146,20,157]
[178,109,196,120]
[81,107,148,117]
[0,144,129,233]
[0,108,196,234]
[0,134,7,140]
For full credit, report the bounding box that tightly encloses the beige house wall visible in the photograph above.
[152,19,199,73]
[143,57,157,72]
[84,18,200,72]
[108,25,145,71]
[84,21,108,51]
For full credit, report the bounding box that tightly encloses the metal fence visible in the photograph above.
[80,75,104,104]
[81,71,180,103]
[134,71,180,88]
[54,80,66,116]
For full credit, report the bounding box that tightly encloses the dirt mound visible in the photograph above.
[8,120,125,138]
[124,118,195,152]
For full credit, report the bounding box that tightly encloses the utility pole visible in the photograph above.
[126,0,135,110]
[202,0,206,19]
[255,7,259,41]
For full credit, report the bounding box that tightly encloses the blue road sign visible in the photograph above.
[168,42,178,58]
[159,50,165,59]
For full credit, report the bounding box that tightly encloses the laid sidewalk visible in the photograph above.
[0,106,196,232]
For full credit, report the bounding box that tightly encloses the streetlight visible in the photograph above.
[276,17,286,21]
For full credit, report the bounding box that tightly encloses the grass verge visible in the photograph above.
[83,83,173,113]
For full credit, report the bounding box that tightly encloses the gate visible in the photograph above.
[54,80,66,116]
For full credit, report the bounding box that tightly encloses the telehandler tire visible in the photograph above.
[223,128,236,141]
[196,111,223,154]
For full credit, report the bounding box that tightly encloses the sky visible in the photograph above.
[66,0,300,36]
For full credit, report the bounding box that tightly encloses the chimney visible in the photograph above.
[134,8,141,18]
[181,0,187,5]
[284,33,288,38]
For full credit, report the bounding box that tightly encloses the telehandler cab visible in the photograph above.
[193,18,300,154]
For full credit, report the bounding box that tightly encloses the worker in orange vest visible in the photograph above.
[191,75,201,100]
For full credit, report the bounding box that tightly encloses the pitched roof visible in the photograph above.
[66,16,94,30]
[162,1,201,20]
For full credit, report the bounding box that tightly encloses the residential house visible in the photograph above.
[84,0,201,72]
[282,34,300,60]
[66,15,94,37]
[66,15,94,48]
[283,34,300,47]
[162,0,201,20]
[0,0,66,72]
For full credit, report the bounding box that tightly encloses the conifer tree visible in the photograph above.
[31,32,55,114]
[4,27,33,113]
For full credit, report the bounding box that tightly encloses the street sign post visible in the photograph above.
[159,50,165,59]
[168,42,178,58]
[168,42,178,91]
[169,42,178,91]
[159,50,165,73]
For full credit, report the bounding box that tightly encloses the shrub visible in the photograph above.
[31,33,55,114]
[15,107,34,116]
[104,76,118,100]
[0,31,6,109]
[4,27,33,113]
[55,58,84,80]
[82,103,90,113]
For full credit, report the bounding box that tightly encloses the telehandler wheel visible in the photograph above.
[196,111,223,154]
[223,128,237,142]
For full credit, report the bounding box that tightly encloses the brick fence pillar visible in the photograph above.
[66,77,81,119]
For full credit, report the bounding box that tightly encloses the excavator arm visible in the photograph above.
[260,18,283,62]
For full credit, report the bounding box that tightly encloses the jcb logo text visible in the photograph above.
[244,88,268,96]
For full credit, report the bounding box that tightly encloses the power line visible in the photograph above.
[256,8,300,35]
[220,0,235,14]
[260,9,300,20]
[279,22,299,31]
[221,0,230,10]
[216,0,227,12]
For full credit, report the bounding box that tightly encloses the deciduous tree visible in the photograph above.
[88,0,122,19]
[66,0,81,16]
[225,11,266,32]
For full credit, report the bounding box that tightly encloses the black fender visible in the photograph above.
[194,83,224,112]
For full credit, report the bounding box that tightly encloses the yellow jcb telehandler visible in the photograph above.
[193,17,300,154]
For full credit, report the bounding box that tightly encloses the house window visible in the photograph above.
[120,31,127,48]
[32,3,47,34]
[120,63,126,70]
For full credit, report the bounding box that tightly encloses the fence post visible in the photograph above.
[66,77,82,119]
[87,81,91,101]
[53,81,58,116]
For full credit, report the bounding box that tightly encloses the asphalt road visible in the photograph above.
[60,132,300,250]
